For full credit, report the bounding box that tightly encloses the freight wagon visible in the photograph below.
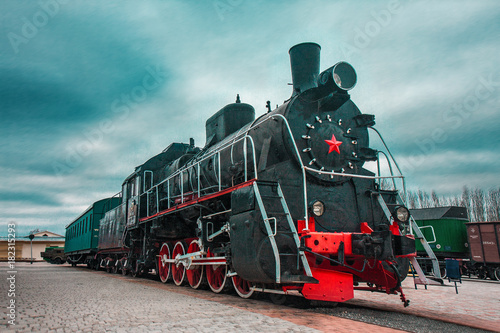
[466,221,500,280]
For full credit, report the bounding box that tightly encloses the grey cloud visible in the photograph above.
[1,0,499,235]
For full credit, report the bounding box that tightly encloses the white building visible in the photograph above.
[0,230,65,262]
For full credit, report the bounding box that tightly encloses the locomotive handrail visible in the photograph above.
[368,127,404,176]
[367,127,442,279]
[303,166,405,181]
[268,114,310,227]
[368,126,407,202]
[230,112,312,228]
[377,151,397,189]
[141,134,257,217]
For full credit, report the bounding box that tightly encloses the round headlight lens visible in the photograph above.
[312,201,325,217]
[395,206,410,223]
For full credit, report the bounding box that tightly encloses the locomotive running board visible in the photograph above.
[253,182,313,284]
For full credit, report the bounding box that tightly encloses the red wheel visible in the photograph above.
[206,249,227,293]
[172,241,186,286]
[158,243,171,283]
[186,240,204,289]
[231,275,254,299]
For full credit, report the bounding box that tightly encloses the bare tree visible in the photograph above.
[449,195,461,207]
[417,189,424,208]
[423,191,431,208]
[406,186,498,218]
[462,186,472,221]
[473,188,486,222]
[486,188,500,221]
[379,178,393,191]
[431,190,440,207]
[407,190,417,209]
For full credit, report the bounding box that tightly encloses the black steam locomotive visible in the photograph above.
[69,43,421,305]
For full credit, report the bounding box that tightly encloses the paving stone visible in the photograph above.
[0,263,323,332]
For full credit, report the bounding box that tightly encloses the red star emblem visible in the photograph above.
[325,134,342,154]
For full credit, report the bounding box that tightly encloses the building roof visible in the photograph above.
[0,230,65,242]
[0,237,64,242]
[410,206,469,221]
[30,230,64,238]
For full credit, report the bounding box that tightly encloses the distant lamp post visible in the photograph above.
[28,233,35,264]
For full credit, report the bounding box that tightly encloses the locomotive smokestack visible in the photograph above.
[289,42,321,96]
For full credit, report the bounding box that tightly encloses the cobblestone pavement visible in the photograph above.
[0,262,401,332]
[347,275,500,332]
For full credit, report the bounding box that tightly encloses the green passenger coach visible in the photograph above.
[65,197,121,266]
[410,206,469,276]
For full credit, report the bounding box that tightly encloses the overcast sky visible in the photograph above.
[1,0,499,236]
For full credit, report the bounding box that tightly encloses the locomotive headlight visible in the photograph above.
[393,206,410,223]
[332,62,357,91]
[311,200,325,217]
[318,61,357,94]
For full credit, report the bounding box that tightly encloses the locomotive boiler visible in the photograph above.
[74,43,437,305]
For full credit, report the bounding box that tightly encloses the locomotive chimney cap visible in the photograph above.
[288,42,321,54]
